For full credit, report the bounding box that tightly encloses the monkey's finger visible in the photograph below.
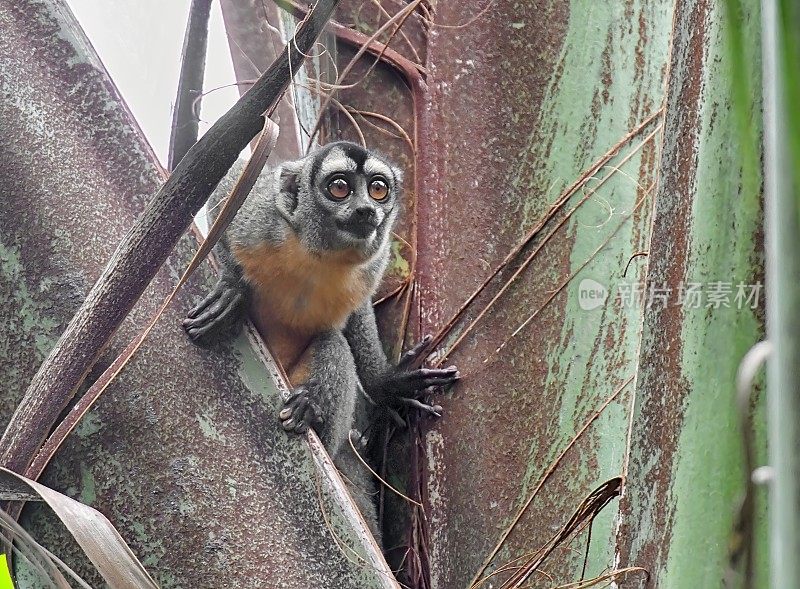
[278,396,308,430]
[183,296,237,331]
[183,292,243,340]
[386,407,407,429]
[412,378,456,396]
[284,389,306,406]
[186,281,228,318]
[306,400,324,427]
[281,417,301,431]
[285,404,318,434]
[399,397,443,417]
[281,400,307,432]
[418,374,460,387]
[183,288,240,327]
[397,335,433,369]
[402,366,459,384]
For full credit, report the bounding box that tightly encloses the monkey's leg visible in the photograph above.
[183,275,248,345]
[279,330,358,458]
[334,431,381,545]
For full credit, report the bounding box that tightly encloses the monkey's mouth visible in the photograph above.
[336,219,378,240]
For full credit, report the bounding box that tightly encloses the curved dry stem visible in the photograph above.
[485,185,652,363]
[287,41,337,146]
[425,109,664,366]
[290,80,369,147]
[312,467,367,566]
[433,127,661,368]
[348,432,423,508]
[366,0,422,63]
[304,0,424,149]
[351,109,415,152]
[545,566,650,589]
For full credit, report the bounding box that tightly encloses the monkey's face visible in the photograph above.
[282,142,402,260]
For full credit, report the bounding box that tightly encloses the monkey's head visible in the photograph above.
[275,141,402,261]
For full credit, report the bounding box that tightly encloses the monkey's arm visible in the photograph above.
[343,302,459,409]
[183,166,251,344]
[182,241,250,344]
[279,330,358,454]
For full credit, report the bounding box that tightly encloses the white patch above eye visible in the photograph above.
[320,148,357,178]
[363,158,394,180]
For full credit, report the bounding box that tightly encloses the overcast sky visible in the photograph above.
[66,0,240,165]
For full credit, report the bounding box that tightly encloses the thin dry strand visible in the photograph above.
[368,0,422,62]
[622,251,649,278]
[468,377,634,587]
[419,0,494,29]
[545,566,649,589]
[347,431,424,508]
[498,478,623,588]
[433,126,661,368]
[305,0,424,149]
[372,229,416,306]
[351,109,415,151]
[313,0,422,93]
[425,109,665,365]
[312,462,373,567]
[308,441,411,588]
[287,40,335,149]
[485,183,654,363]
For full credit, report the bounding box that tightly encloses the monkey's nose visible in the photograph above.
[355,205,378,225]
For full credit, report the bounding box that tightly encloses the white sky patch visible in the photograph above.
[65,0,239,165]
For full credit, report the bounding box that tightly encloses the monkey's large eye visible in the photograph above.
[327,177,351,199]
[368,177,389,201]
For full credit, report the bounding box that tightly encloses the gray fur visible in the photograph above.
[186,142,457,547]
[188,142,400,539]
[226,144,401,268]
[302,330,359,455]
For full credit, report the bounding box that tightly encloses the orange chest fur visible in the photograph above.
[233,236,370,337]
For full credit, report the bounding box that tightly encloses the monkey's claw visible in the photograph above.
[280,387,324,434]
[397,334,433,369]
[399,397,444,418]
[397,365,460,393]
[183,280,245,344]
[383,335,461,396]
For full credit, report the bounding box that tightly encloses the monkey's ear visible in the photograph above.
[275,161,303,222]
[279,163,301,197]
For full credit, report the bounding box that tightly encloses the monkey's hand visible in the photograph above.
[372,335,460,409]
[183,278,247,345]
[279,383,324,434]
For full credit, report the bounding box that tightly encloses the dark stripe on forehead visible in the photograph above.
[309,141,393,185]
[337,142,370,170]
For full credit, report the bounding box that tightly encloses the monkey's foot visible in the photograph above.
[379,335,460,400]
[183,280,245,344]
[279,387,324,434]
[399,397,443,418]
[389,334,461,396]
[383,399,441,429]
